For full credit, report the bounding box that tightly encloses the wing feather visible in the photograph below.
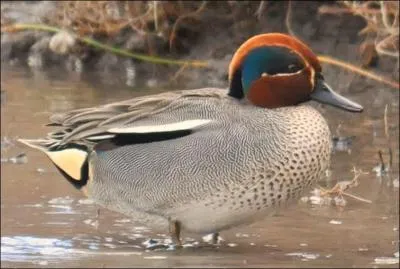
[24,88,227,150]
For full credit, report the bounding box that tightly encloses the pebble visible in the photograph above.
[78,198,95,205]
[393,178,399,188]
[7,153,28,164]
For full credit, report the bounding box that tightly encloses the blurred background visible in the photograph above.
[1,1,399,268]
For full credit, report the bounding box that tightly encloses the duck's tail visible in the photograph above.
[18,138,89,189]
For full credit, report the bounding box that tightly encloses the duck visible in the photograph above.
[19,33,363,247]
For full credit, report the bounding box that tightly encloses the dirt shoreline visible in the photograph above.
[1,1,398,89]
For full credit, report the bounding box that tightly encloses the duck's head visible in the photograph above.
[228,33,363,112]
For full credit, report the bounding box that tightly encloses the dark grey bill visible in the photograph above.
[310,77,363,112]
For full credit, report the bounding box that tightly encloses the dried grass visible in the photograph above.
[319,1,399,61]
[48,1,167,37]
[44,1,229,52]
[318,167,372,205]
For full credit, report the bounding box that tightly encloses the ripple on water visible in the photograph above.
[1,236,73,262]
[373,256,399,265]
[285,252,320,261]
[1,235,143,265]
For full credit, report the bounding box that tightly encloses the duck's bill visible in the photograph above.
[311,78,363,112]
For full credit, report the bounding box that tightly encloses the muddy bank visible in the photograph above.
[1,1,398,91]
[1,1,399,90]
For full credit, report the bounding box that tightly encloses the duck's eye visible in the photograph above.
[288,64,301,72]
[244,46,305,76]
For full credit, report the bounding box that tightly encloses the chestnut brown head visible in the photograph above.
[228,33,363,112]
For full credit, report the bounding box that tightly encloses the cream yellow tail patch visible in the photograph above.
[107,119,212,134]
[45,149,88,181]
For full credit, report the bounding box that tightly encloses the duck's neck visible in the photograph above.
[228,69,244,99]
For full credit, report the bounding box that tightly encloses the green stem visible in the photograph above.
[4,23,210,68]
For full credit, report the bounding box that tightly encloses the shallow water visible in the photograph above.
[1,66,399,268]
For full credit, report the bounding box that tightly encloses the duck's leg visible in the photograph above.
[168,218,182,247]
[211,232,220,244]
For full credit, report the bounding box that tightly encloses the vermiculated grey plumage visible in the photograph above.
[20,88,332,234]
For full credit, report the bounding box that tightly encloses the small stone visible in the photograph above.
[74,58,83,73]
[115,219,131,223]
[309,195,323,205]
[264,244,278,248]
[27,53,43,67]
[393,178,399,188]
[300,196,309,203]
[9,153,28,164]
[78,198,94,205]
[48,196,74,205]
[83,219,99,228]
[202,234,214,243]
[49,31,76,55]
[146,78,158,88]
[373,164,388,177]
[235,233,249,238]
[36,168,45,173]
[332,136,355,152]
[310,188,321,196]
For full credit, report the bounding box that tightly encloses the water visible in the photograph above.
[1,66,399,268]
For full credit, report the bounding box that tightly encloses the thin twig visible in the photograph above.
[170,62,189,82]
[169,1,207,50]
[318,55,400,89]
[342,192,372,203]
[384,104,389,139]
[378,150,386,172]
[383,104,393,170]
[319,167,372,204]
[285,0,297,38]
[255,1,267,21]
[153,1,159,32]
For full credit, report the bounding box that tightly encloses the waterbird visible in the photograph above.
[19,33,363,247]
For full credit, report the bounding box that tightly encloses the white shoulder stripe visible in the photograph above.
[86,134,116,141]
[108,119,212,134]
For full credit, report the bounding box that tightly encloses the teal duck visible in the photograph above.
[20,33,363,246]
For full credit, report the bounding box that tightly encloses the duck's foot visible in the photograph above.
[212,232,220,245]
[168,218,182,248]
